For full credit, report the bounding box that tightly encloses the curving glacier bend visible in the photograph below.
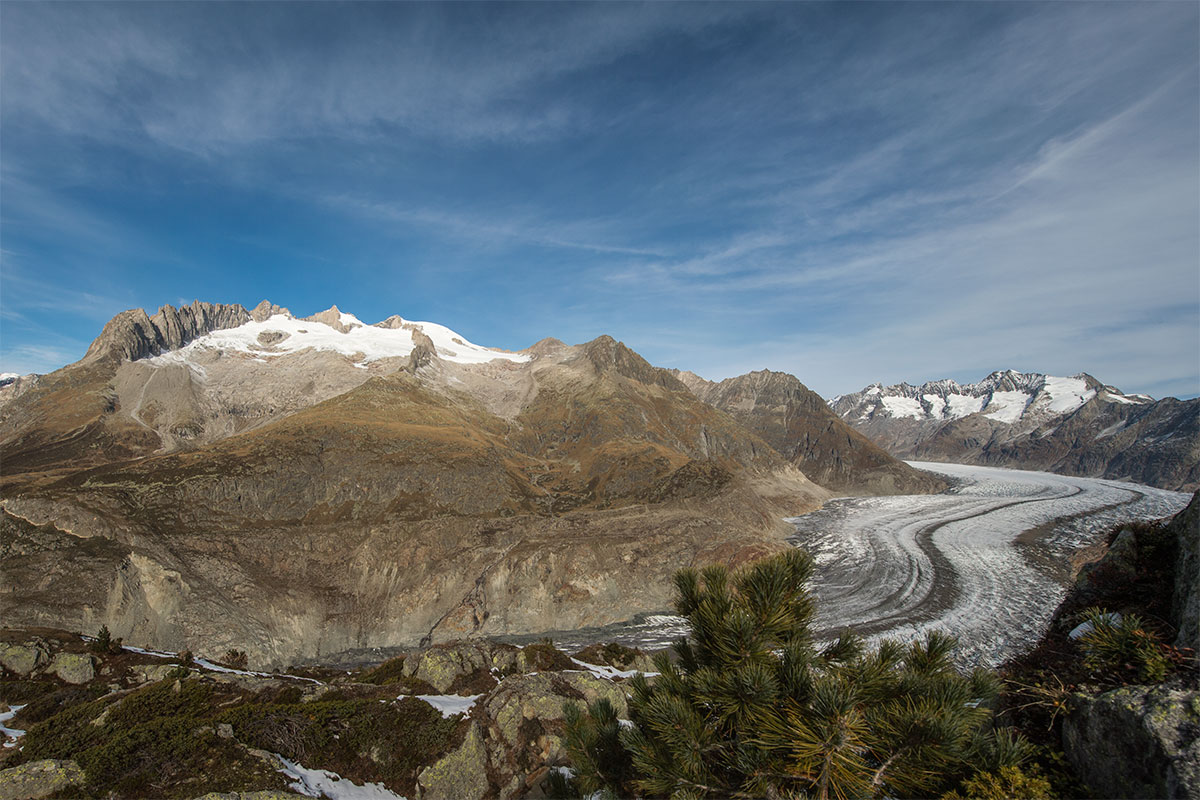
[542,463,1190,666]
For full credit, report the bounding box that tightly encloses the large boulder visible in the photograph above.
[480,671,630,798]
[415,666,634,800]
[48,652,95,684]
[404,641,524,693]
[417,722,489,800]
[1063,683,1200,799]
[0,759,86,800]
[1169,492,1199,650]
[0,641,49,676]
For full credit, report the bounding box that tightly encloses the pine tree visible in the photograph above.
[565,549,1028,799]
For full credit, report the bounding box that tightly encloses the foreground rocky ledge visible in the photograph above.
[0,628,654,799]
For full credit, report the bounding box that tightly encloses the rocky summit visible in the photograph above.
[832,370,1200,491]
[0,301,940,668]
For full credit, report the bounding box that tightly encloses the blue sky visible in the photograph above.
[2,2,1197,399]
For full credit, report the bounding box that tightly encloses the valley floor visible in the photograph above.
[541,463,1190,665]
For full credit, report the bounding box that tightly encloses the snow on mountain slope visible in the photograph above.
[149,308,529,369]
[834,370,1105,426]
[830,370,1198,491]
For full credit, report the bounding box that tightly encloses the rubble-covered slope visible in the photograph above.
[674,369,947,496]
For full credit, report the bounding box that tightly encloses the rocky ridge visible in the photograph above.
[673,369,946,496]
[832,370,1199,491]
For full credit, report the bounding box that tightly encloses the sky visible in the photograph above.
[1,2,1197,399]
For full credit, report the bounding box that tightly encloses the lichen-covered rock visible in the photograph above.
[1063,683,1200,799]
[404,641,523,693]
[49,652,95,684]
[1169,492,1199,650]
[0,759,86,800]
[133,663,179,683]
[418,722,489,800]
[479,671,630,798]
[0,642,48,676]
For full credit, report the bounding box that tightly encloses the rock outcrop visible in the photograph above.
[84,300,250,363]
[1169,492,1199,650]
[1063,683,1200,799]
[0,760,86,800]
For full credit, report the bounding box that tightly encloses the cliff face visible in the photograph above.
[83,300,251,363]
[0,303,832,667]
[675,369,947,496]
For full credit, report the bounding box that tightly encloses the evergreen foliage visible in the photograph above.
[565,549,1028,799]
[1076,607,1169,683]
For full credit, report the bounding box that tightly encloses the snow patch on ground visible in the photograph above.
[880,395,925,419]
[118,644,322,683]
[570,658,658,680]
[411,694,483,718]
[148,312,528,369]
[946,394,984,418]
[274,755,408,800]
[1,704,26,748]
[1094,420,1127,440]
[982,391,1031,423]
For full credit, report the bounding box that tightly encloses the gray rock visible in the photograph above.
[1170,492,1199,651]
[405,641,522,693]
[482,671,629,784]
[250,300,291,323]
[0,642,48,676]
[49,652,95,684]
[84,301,250,362]
[134,663,180,683]
[0,759,86,800]
[1063,683,1200,799]
[418,722,489,800]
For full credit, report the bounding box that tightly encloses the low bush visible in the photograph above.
[1076,607,1169,683]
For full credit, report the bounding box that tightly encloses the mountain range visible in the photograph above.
[832,370,1199,491]
[1,301,933,667]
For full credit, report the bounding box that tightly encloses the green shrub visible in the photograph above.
[360,656,407,685]
[941,763,1056,799]
[220,695,459,793]
[523,642,575,672]
[1077,607,1169,683]
[574,642,643,669]
[564,550,1028,800]
[90,626,112,654]
[222,649,249,670]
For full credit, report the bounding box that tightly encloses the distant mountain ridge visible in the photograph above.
[832,370,1199,491]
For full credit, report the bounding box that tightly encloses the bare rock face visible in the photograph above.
[303,305,358,333]
[250,300,291,322]
[84,301,250,363]
[1063,683,1200,799]
[1169,492,1199,650]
